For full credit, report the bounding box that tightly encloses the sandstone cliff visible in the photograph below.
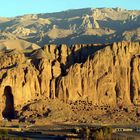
[0,42,140,119]
[57,42,140,107]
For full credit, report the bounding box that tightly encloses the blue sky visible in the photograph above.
[0,0,140,17]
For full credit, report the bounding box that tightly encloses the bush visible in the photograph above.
[93,129,104,140]
[76,126,113,140]
[0,129,8,136]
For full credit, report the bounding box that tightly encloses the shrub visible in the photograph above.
[0,129,8,136]
[94,129,104,140]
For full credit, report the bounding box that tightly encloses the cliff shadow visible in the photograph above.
[61,44,110,75]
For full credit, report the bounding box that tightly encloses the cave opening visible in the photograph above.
[2,86,15,120]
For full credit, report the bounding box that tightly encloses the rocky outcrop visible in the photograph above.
[56,42,140,107]
[0,42,140,119]
[80,15,100,30]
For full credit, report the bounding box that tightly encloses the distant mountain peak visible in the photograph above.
[0,8,139,46]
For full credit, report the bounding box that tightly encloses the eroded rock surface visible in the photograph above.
[0,42,140,119]
[57,42,140,107]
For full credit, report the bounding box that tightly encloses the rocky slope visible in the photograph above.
[0,39,40,51]
[0,41,140,122]
[0,8,140,46]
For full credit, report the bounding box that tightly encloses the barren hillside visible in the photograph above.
[0,8,140,46]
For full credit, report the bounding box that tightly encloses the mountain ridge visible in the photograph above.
[0,7,140,47]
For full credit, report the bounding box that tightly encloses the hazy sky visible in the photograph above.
[0,0,140,17]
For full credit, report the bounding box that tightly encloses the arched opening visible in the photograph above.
[2,86,15,120]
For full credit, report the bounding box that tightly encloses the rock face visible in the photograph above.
[0,42,140,119]
[57,42,137,106]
